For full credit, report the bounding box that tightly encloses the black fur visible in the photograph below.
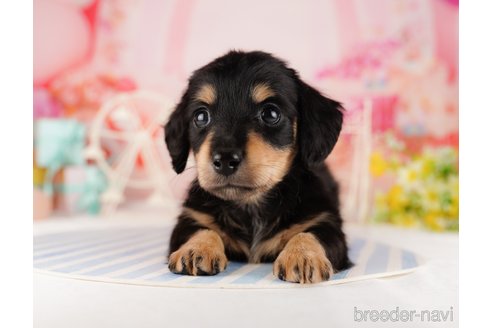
[165,50,351,278]
[296,79,343,167]
[164,89,191,174]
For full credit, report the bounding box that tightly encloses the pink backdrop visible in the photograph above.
[34,0,459,225]
[34,0,458,137]
[33,0,458,83]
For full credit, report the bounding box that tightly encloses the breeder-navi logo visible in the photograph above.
[354,306,454,323]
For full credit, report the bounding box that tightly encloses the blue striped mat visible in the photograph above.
[33,225,423,288]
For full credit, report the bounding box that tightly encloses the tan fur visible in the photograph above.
[273,232,334,284]
[245,132,295,192]
[251,83,275,103]
[168,229,227,275]
[183,208,251,257]
[180,209,332,277]
[194,131,296,204]
[194,84,216,105]
[250,213,328,263]
[194,130,255,202]
[195,132,214,188]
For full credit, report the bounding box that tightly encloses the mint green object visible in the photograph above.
[77,166,107,214]
[35,119,86,194]
[54,166,107,215]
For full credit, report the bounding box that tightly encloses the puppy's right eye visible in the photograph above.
[260,104,281,126]
[193,108,211,128]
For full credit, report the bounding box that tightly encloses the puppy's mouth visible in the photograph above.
[209,183,255,192]
[204,180,267,202]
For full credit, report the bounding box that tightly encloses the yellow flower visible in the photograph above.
[408,169,418,182]
[370,152,387,177]
[447,202,459,219]
[422,157,436,178]
[371,145,459,231]
[401,213,418,227]
[427,190,439,202]
[390,213,418,227]
[33,165,47,187]
[387,185,404,210]
[397,165,421,185]
[424,212,443,231]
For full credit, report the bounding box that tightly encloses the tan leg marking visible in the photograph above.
[250,213,328,263]
[183,208,251,258]
[273,232,334,284]
[168,229,227,276]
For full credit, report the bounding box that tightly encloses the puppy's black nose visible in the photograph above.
[212,150,242,176]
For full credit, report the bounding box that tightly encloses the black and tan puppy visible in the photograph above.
[164,50,350,283]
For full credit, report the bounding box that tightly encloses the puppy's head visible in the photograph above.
[165,51,342,203]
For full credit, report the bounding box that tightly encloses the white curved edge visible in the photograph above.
[33,262,425,290]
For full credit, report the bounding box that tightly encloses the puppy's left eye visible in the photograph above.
[193,108,211,128]
[260,104,281,125]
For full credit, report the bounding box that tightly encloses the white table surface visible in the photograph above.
[34,210,458,328]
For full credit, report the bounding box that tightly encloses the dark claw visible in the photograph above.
[293,264,300,281]
[187,251,194,272]
[196,267,209,275]
[308,265,314,282]
[195,255,203,265]
[180,256,189,274]
[321,268,331,281]
[213,259,220,274]
[278,265,286,281]
[192,255,203,274]
[194,255,203,270]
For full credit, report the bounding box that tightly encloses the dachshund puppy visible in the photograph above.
[164,50,350,283]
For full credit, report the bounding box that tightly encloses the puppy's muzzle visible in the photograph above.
[212,149,242,176]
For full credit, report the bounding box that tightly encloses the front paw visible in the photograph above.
[273,232,333,284]
[168,230,228,276]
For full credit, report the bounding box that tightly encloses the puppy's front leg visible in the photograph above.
[168,229,228,276]
[273,232,334,284]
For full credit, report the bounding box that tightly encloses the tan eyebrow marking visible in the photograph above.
[194,84,216,104]
[251,83,275,103]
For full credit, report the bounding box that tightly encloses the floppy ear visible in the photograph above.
[296,79,343,167]
[164,92,190,174]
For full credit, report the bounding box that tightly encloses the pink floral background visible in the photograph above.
[34,0,458,137]
[34,0,459,229]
